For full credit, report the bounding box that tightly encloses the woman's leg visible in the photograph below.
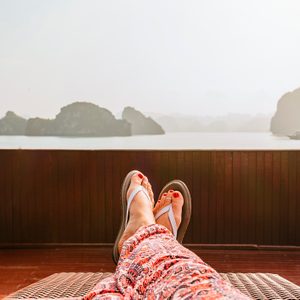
[85,174,250,299]
[83,275,123,299]
[114,188,250,299]
[115,224,250,299]
[84,172,156,300]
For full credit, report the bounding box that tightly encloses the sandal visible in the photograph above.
[155,180,192,243]
[112,170,152,264]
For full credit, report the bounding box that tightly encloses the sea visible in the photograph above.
[0,132,300,150]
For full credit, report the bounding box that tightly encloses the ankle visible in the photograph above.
[130,212,155,225]
[130,203,150,215]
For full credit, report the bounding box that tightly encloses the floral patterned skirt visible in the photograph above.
[84,224,250,299]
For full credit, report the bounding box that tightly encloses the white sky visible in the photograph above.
[0,0,300,119]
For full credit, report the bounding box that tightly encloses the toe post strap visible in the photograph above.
[155,204,178,238]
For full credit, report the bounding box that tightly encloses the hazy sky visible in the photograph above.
[1,0,300,119]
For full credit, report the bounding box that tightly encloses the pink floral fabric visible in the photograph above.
[84,224,250,299]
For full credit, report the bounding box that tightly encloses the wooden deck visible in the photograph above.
[0,247,299,298]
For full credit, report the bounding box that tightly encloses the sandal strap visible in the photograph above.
[155,204,178,238]
[125,185,151,226]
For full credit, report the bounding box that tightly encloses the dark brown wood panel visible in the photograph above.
[272,151,281,245]
[264,151,273,245]
[288,151,297,245]
[256,152,265,245]
[232,151,241,244]
[297,152,300,244]
[0,150,299,246]
[280,152,289,245]
[0,151,13,243]
[224,151,233,243]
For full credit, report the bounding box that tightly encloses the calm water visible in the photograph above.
[0,132,300,149]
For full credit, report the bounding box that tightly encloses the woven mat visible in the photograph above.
[6,272,300,300]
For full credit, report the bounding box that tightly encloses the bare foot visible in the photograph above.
[118,172,155,253]
[153,190,184,235]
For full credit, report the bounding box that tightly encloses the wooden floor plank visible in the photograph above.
[0,247,299,298]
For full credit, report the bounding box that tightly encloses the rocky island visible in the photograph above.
[122,106,165,135]
[270,87,300,135]
[0,102,165,137]
[25,102,131,137]
[0,111,27,135]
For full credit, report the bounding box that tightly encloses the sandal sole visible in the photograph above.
[112,170,140,265]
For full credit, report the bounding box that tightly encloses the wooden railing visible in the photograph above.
[0,150,299,246]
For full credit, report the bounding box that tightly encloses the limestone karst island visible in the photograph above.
[0,102,165,137]
[270,87,300,136]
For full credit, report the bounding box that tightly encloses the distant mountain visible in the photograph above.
[270,87,300,135]
[149,113,271,132]
[238,115,271,132]
[26,102,131,136]
[122,107,165,135]
[0,111,27,135]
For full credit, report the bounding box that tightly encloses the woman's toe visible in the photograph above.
[141,176,154,206]
[126,171,144,199]
[170,190,184,226]
[147,183,154,204]
[132,171,144,183]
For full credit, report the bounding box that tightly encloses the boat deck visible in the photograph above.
[1,150,299,297]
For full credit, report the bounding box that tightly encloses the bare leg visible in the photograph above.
[118,172,155,253]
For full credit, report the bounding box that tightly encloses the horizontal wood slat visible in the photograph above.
[0,150,299,246]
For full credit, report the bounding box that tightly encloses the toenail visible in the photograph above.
[163,193,167,196]
[173,192,179,198]
[138,173,143,179]
[169,190,174,193]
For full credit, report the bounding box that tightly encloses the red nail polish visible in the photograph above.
[169,190,174,193]
[138,173,143,179]
[173,192,179,198]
